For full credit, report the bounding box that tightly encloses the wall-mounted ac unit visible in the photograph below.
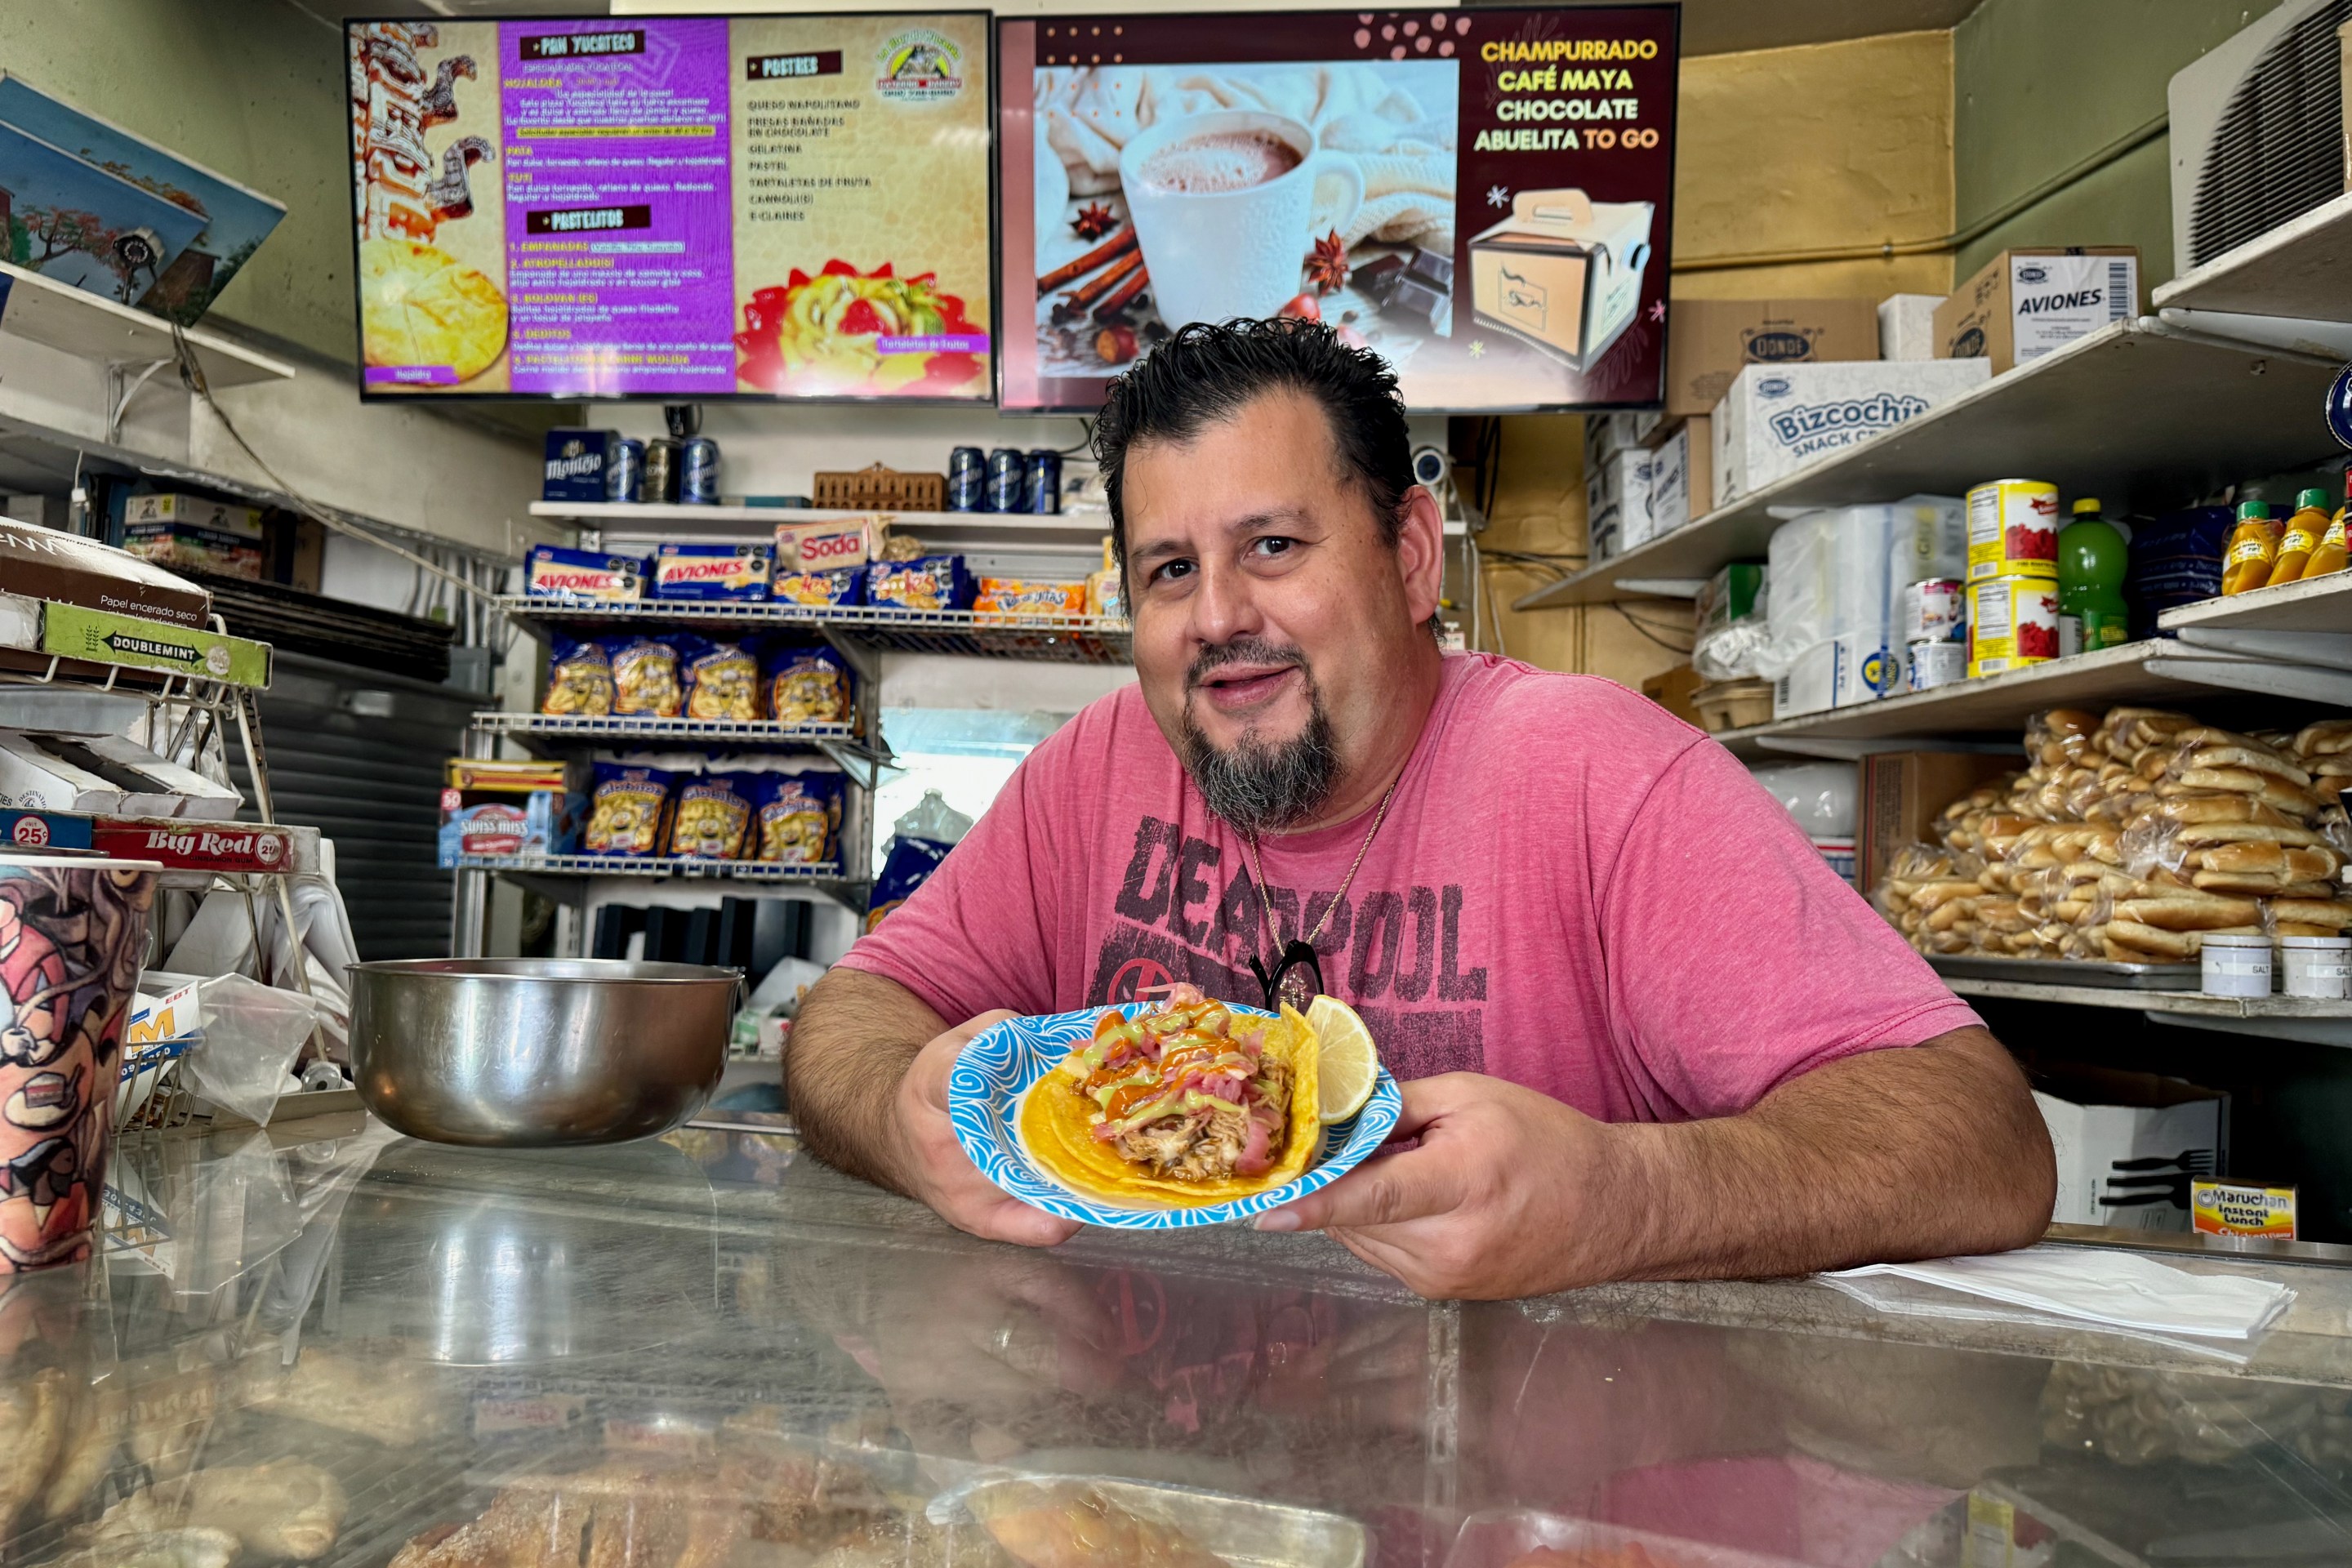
[2170,0,2352,274]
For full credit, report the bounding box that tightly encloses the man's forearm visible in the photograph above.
[787,967,948,1195]
[1599,1027,2055,1281]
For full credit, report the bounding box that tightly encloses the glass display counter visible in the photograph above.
[5,1112,2350,1567]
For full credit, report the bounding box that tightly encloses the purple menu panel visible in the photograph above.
[500,19,735,396]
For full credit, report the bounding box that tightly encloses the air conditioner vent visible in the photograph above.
[2187,0,2352,267]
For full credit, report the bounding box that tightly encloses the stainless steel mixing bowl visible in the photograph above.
[348,958,737,1147]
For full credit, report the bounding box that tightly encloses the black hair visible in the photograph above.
[1092,317,1415,571]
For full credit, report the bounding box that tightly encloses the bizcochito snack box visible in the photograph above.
[1468,189,1655,372]
[1713,359,1991,506]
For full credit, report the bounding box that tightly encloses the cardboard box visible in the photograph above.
[1878,293,1942,361]
[1580,412,1646,472]
[94,817,298,872]
[1664,298,1880,417]
[1713,360,1992,506]
[1933,247,2140,374]
[124,493,262,538]
[0,733,123,813]
[1468,189,1655,371]
[2035,1072,2223,1232]
[1585,449,1657,551]
[1645,416,1713,536]
[543,429,621,503]
[1771,632,1899,721]
[439,757,586,866]
[122,523,265,581]
[1641,664,1703,726]
[0,519,208,628]
[1859,751,2025,893]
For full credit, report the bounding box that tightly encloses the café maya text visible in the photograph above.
[1479,37,1659,152]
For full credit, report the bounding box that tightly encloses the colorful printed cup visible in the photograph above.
[0,855,158,1272]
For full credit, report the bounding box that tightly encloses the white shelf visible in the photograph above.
[473,713,856,744]
[533,499,1467,545]
[2157,572,2352,635]
[2152,189,2352,323]
[1944,976,2352,1045]
[0,260,293,390]
[455,853,844,882]
[497,595,1134,667]
[1515,319,2345,610]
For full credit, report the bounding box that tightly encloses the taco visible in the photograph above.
[1017,986,1320,1206]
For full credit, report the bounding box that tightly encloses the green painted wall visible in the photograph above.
[0,0,357,362]
[1953,0,2287,287]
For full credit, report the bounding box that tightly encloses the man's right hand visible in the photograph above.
[884,1011,1080,1249]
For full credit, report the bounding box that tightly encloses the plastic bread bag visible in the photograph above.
[542,635,615,716]
[181,974,320,1129]
[748,772,844,866]
[667,772,755,860]
[2025,707,2101,773]
[610,636,684,718]
[764,644,853,727]
[582,763,674,856]
[2145,725,2322,817]
[2096,706,2200,768]
[679,636,762,723]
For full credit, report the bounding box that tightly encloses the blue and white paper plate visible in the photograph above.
[948,1001,1402,1230]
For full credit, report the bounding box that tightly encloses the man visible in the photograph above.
[792,318,2055,1300]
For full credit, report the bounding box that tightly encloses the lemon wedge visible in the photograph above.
[1305,995,1379,1122]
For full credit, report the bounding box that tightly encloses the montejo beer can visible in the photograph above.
[1967,575,2061,677]
[606,439,645,504]
[1966,479,2060,581]
[679,436,721,504]
[643,439,683,505]
[986,448,1027,513]
[1025,449,1062,515]
[948,446,987,511]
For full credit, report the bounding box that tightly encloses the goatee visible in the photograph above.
[1177,639,1339,833]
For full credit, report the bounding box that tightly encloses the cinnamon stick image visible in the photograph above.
[1054,249,1143,321]
[1039,227,1137,294]
[1093,265,1150,323]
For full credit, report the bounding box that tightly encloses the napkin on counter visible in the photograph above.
[1824,1245,2294,1340]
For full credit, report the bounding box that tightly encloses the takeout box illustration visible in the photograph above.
[1468,189,1654,370]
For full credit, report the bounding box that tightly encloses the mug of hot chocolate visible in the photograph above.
[1117,109,1363,330]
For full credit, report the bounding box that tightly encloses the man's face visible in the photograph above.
[1121,389,1444,831]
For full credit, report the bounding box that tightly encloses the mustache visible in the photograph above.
[1185,637,1310,691]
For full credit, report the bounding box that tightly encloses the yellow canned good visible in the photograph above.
[1966,479,2060,581]
[1967,575,2061,677]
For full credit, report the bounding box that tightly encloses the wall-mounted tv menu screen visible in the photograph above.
[996,6,1678,412]
[348,13,994,401]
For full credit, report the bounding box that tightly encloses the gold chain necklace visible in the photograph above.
[1240,776,1398,1010]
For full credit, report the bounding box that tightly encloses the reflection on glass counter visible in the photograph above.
[2,1115,2351,1566]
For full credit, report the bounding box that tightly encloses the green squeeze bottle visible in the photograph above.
[2057,497,2131,654]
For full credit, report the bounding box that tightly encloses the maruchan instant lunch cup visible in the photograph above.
[1967,575,2061,677]
[1967,479,2060,581]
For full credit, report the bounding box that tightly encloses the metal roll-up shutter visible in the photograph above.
[227,650,479,960]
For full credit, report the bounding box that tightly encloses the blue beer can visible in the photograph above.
[986,447,1027,513]
[679,436,722,505]
[1024,449,1062,515]
[948,446,987,511]
[605,439,645,504]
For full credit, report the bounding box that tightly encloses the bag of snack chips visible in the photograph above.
[973,578,1087,621]
[749,773,844,866]
[583,763,675,857]
[541,635,615,716]
[764,644,853,726]
[667,772,755,859]
[679,636,762,722]
[866,555,973,612]
[611,636,685,717]
[771,564,865,608]
[653,542,773,600]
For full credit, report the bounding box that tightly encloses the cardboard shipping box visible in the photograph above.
[0,519,209,627]
[1933,247,2140,374]
[1664,298,1879,417]
[1645,415,1713,537]
[1858,750,2024,893]
[1713,359,1992,506]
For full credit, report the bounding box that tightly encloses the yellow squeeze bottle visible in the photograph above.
[2268,487,2329,586]
[2307,477,2350,578]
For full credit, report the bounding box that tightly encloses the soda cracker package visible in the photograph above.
[582,763,674,857]
[764,644,853,726]
[750,773,844,866]
[679,636,761,722]
[973,578,1087,620]
[666,772,755,860]
[611,637,684,717]
[541,635,615,716]
[866,555,972,612]
[772,564,865,608]
[776,517,878,572]
[526,543,648,601]
[653,542,774,601]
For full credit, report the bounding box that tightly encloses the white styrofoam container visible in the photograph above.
[1713,359,1992,506]
[2034,1088,2219,1231]
[1877,292,1942,360]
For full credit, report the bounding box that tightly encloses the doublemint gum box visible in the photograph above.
[1712,359,1990,507]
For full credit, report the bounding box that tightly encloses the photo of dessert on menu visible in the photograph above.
[997,6,1678,412]
[348,11,992,401]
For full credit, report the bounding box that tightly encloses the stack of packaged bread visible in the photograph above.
[1876,709,2352,964]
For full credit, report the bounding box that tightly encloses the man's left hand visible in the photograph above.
[1254,1072,1619,1300]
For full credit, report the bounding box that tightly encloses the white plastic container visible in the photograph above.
[2201,933,2273,998]
[2280,936,2352,1000]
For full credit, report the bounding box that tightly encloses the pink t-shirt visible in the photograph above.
[840,653,1980,1122]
